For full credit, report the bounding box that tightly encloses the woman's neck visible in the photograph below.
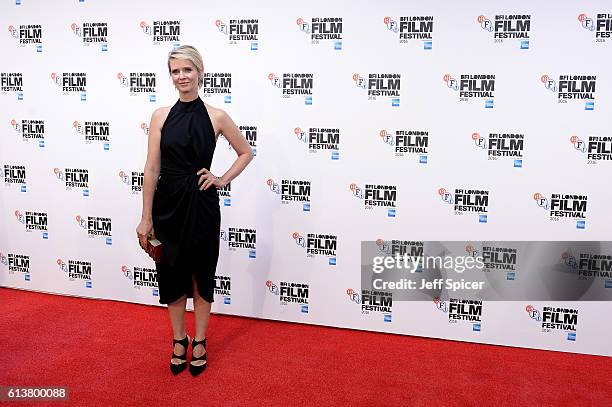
[178,90,199,102]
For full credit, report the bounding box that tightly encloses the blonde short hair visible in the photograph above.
[167,45,204,88]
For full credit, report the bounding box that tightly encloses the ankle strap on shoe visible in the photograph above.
[173,335,189,346]
[191,338,207,363]
[192,338,206,346]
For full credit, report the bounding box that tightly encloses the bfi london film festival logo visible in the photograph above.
[119,170,143,194]
[541,74,596,110]
[220,126,257,156]
[444,73,495,108]
[350,183,397,217]
[121,265,159,297]
[203,73,231,103]
[11,119,45,146]
[266,178,311,212]
[383,15,433,49]
[215,18,258,50]
[51,72,86,101]
[292,232,337,265]
[379,129,428,163]
[560,250,612,289]
[117,72,156,102]
[215,275,232,305]
[353,288,393,322]
[434,297,483,332]
[75,215,112,245]
[1,72,24,100]
[57,258,92,288]
[266,280,309,314]
[8,23,43,51]
[293,127,340,160]
[2,164,27,192]
[71,21,108,51]
[476,14,531,49]
[53,167,90,196]
[217,182,232,207]
[140,121,149,135]
[577,13,612,42]
[471,131,524,168]
[533,192,587,229]
[1,252,30,280]
[353,73,400,107]
[73,120,110,150]
[139,20,180,46]
[468,244,518,280]
[268,72,313,105]
[438,187,489,223]
[376,239,424,268]
[525,305,578,341]
[241,125,257,156]
[220,227,256,259]
[570,134,612,164]
[296,17,342,50]
[15,210,48,239]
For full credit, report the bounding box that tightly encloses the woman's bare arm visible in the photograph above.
[136,106,170,247]
[197,106,253,190]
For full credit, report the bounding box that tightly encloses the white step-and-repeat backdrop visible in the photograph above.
[1,0,611,356]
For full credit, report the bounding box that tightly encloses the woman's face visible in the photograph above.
[169,58,199,94]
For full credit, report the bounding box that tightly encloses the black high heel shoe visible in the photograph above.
[189,338,207,376]
[170,334,190,375]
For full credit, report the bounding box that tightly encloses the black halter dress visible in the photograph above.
[152,97,220,304]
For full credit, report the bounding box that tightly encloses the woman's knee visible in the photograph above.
[191,275,211,305]
[168,294,187,307]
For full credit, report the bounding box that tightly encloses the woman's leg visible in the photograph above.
[168,295,188,364]
[191,275,211,365]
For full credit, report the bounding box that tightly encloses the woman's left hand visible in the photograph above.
[197,168,224,190]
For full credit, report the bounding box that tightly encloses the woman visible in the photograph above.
[136,45,253,376]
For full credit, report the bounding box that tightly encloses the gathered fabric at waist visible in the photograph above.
[156,167,219,201]
[160,166,200,177]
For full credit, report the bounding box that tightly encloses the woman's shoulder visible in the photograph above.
[203,102,227,120]
[152,105,172,119]
[151,106,172,127]
[203,102,230,134]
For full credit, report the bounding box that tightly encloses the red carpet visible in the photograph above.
[1,287,610,406]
